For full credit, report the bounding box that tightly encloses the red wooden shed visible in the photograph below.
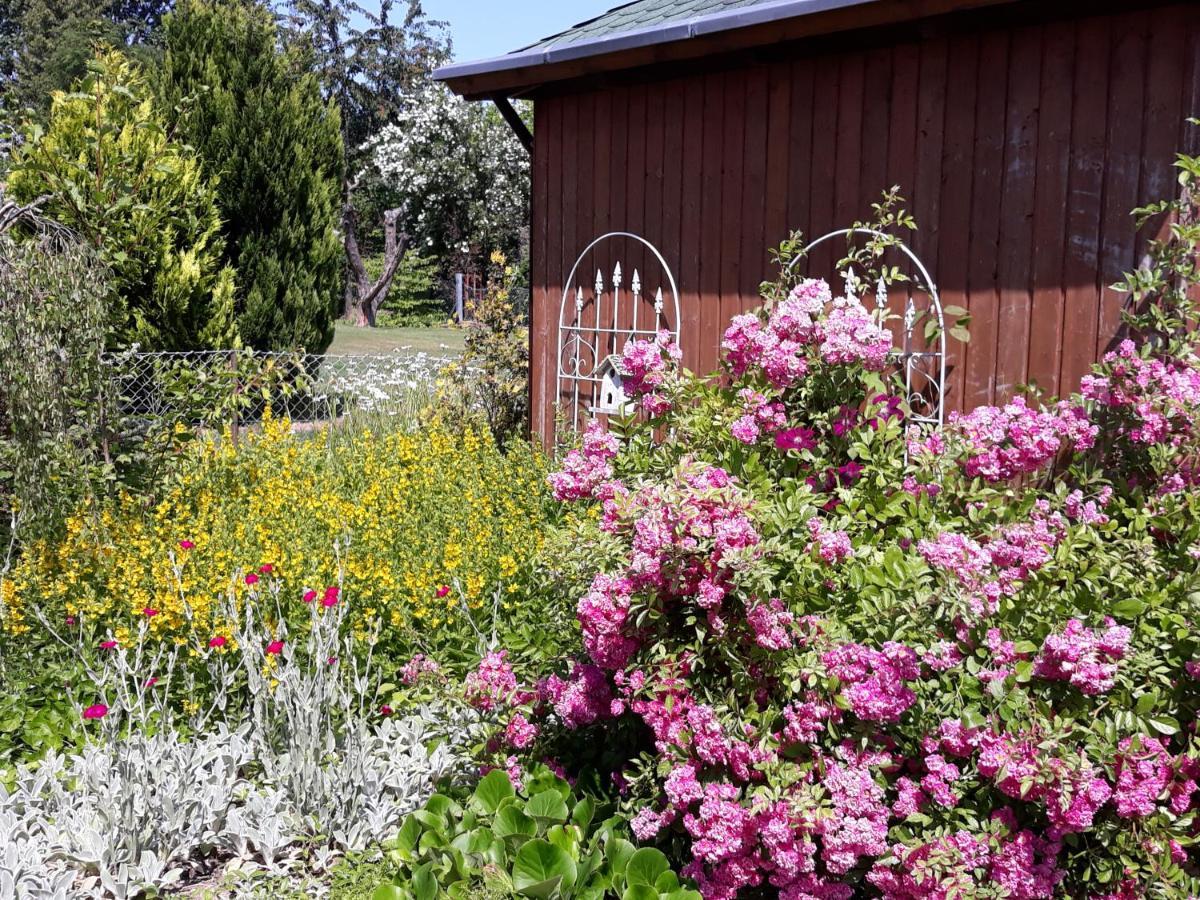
[437,0,1200,449]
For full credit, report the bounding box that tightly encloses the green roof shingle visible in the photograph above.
[519,0,770,53]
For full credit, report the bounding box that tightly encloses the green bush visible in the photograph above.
[7,49,238,351]
[374,766,699,900]
[370,250,446,327]
[157,0,345,353]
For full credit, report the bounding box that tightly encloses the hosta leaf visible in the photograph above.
[472,769,515,814]
[626,848,670,887]
[513,839,577,899]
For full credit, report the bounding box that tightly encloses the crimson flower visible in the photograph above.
[327,656,338,665]
[302,589,317,603]
[142,607,158,618]
[100,640,118,650]
[259,563,273,574]
[178,540,195,550]
[322,586,339,607]
[266,640,284,655]
[144,677,158,688]
[380,705,393,717]
[208,636,227,648]
[66,616,76,626]
[436,585,451,598]
[82,704,108,720]
[245,573,259,585]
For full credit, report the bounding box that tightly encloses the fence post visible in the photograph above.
[228,349,240,447]
[455,272,464,323]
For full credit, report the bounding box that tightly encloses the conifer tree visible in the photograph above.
[158,0,344,351]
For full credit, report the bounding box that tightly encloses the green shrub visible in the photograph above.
[374,766,699,900]
[7,50,237,350]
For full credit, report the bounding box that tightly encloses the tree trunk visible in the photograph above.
[342,193,407,328]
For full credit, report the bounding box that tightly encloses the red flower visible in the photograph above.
[322,586,340,608]
[260,563,273,574]
[82,704,108,720]
[436,585,451,598]
[208,635,227,648]
[142,607,158,618]
[380,705,393,717]
[302,589,317,603]
[266,640,284,655]
[100,640,118,650]
[178,540,195,550]
[144,677,158,688]
[245,573,259,585]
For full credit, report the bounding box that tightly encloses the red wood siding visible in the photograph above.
[528,1,1200,448]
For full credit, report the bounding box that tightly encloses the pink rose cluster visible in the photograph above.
[938,397,1098,482]
[730,388,788,445]
[721,278,893,391]
[399,652,441,685]
[823,641,919,723]
[547,420,620,502]
[621,329,682,416]
[464,650,521,711]
[1081,339,1200,445]
[1032,618,1131,695]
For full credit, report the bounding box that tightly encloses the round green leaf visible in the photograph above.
[626,848,670,887]
[513,839,578,899]
[622,885,659,900]
[473,769,516,815]
[526,788,570,824]
[371,884,407,900]
[494,804,538,840]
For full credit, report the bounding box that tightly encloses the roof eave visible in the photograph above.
[435,0,1015,99]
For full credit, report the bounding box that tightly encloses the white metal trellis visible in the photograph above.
[788,228,947,431]
[556,232,681,435]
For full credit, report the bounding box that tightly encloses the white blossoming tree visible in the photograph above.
[366,82,530,281]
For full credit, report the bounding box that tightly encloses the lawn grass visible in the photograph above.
[328,323,466,355]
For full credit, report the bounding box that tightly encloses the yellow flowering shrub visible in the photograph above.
[4,417,549,652]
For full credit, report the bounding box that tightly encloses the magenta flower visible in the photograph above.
[178,540,194,550]
[322,586,340,607]
[144,677,158,688]
[142,607,158,618]
[65,615,76,626]
[380,704,393,717]
[259,563,273,574]
[208,635,227,648]
[302,589,317,603]
[100,639,118,650]
[82,704,108,720]
[244,573,259,585]
[266,639,284,655]
[436,584,451,598]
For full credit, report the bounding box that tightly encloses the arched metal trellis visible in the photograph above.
[556,232,681,435]
[788,228,946,431]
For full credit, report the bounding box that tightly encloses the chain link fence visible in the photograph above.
[101,349,461,441]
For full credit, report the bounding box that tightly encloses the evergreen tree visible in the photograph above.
[158,0,343,351]
[7,50,238,350]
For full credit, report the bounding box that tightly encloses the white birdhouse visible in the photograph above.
[593,354,632,415]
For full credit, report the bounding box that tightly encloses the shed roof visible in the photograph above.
[435,0,1013,98]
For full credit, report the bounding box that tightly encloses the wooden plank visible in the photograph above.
[763,60,792,276]
[993,25,1042,397]
[680,76,705,374]
[740,65,770,303]
[1026,21,1074,400]
[834,52,865,230]
[530,100,551,446]
[936,32,980,414]
[860,44,894,215]
[1059,15,1110,397]
[697,70,726,377]
[661,77,685,350]
[1094,11,1147,359]
[719,70,747,356]
[912,37,947,275]
[808,55,840,281]
[963,30,1010,409]
[543,100,565,443]
[643,82,666,337]
[787,56,815,245]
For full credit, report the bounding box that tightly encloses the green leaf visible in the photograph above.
[513,839,578,899]
[622,885,659,900]
[626,848,670,887]
[493,804,537,840]
[411,862,438,900]
[571,795,595,831]
[1110,599,1146,618]
[395,815,423,860]
[472,769,516,814]
[371,884,407,900]
[526,789,570,824]
[1148,715,1180,736]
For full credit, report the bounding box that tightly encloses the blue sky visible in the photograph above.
[378,1,609,62]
